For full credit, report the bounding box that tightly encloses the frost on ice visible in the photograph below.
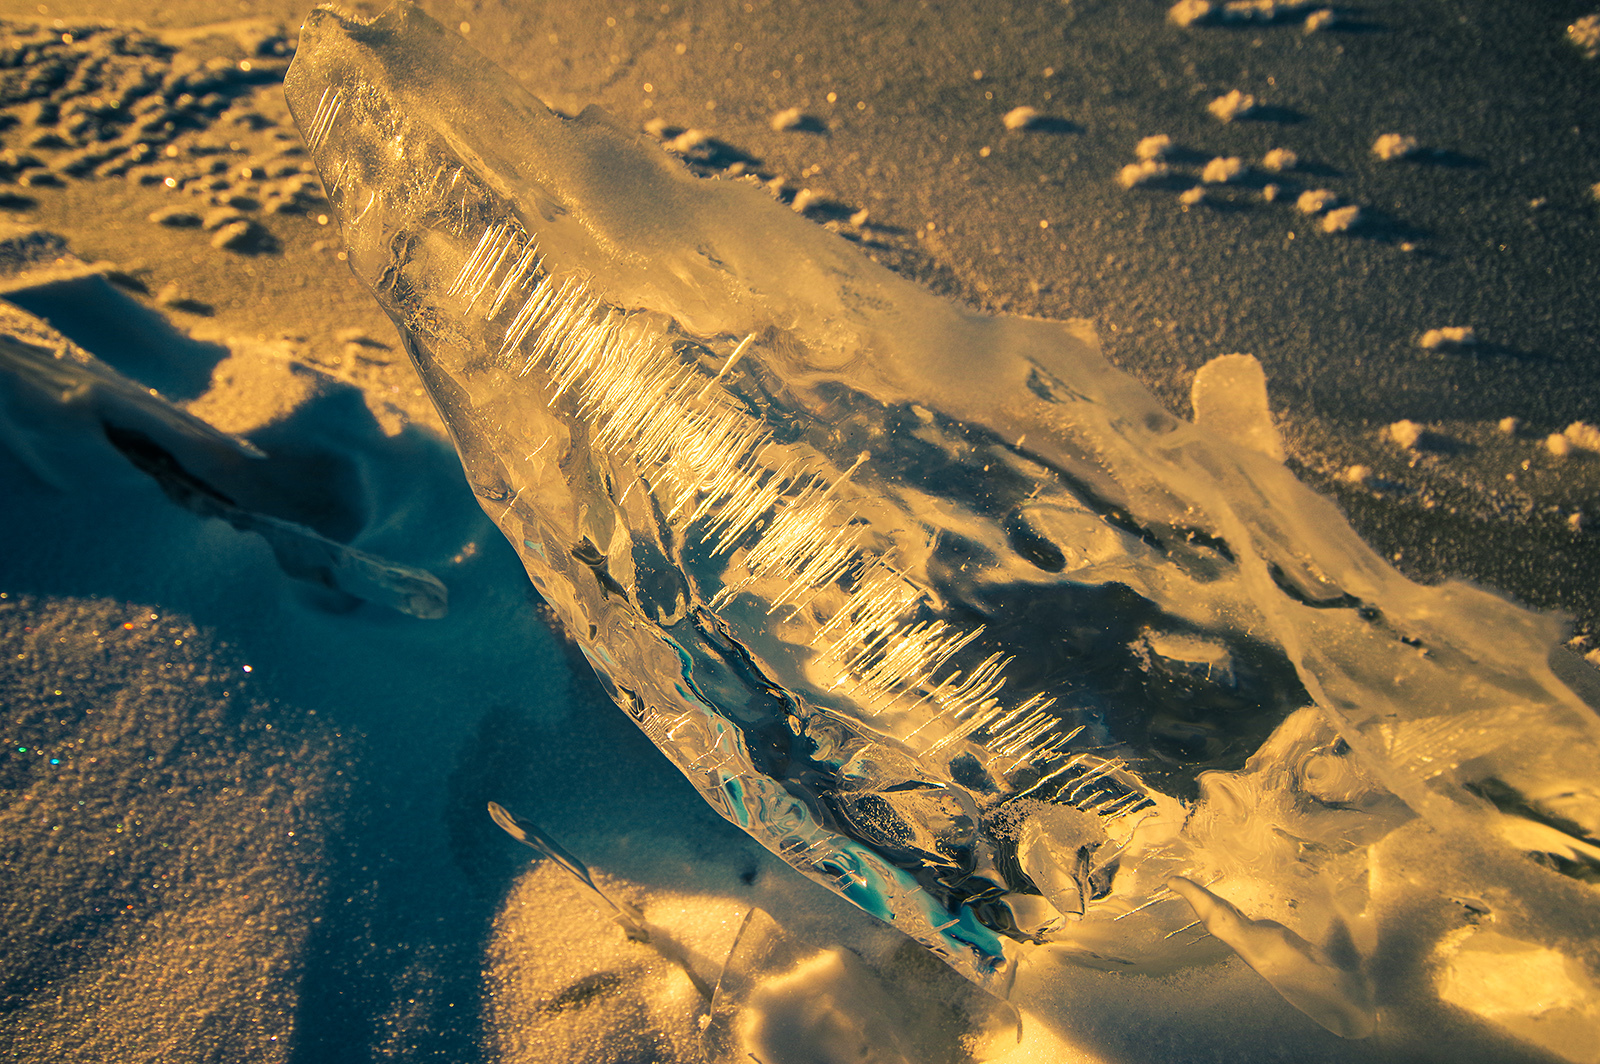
[287,3,1600,1042]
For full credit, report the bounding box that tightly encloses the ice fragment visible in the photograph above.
[287,2,1600,1027]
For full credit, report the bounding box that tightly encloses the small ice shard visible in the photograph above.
[489,801,719,998]
[1260,147,1298,172]
[1498,416,1520,435]
[769,107,805,132]
[1201,156,1246,184]
[1343,464,1372,486]
[488,802,650,940]
[1568,14,1600,59]
[288,1,1600,1026]
[1117,159,1169,188]
[1319,205,1361,232]
[1208,89,1257,122]
[1388,419,1426,450]
[1419,326,1476,350]
[1191,353,1286,461]
[1138,629,1237,687]
[1372,133,1420,161]
[1548,433,1573,457]
[1135,134,1173,161]
[1295,188,1338,214]
[1179,184,1207,205]
[1167,876,1375,1038]
[1001,106,1041,131]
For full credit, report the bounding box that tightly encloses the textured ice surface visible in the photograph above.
[287,2,1600,1031]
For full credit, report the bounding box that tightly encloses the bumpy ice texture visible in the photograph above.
[285,2,1600,1028]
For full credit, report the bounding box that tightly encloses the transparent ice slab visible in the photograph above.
[286,1,1600,1028]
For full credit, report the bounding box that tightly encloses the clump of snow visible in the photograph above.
[1570,512,1586,533]
[1003,106,1041,130]
[642,117,671,138]
[1569,14,1600,59]
[1389,420,1426,449]
[1498,417,1520,435]
[1179,185,1208,206]
[848,208,870,227]
[791,188,820,213]
[1202,156,1246,183]
[1118,160,1170,188]
[1137,134,1174,161]
[769,107,804,132]
[1208,90,1258,122]
[666,128,712,153]
[1321,205,1361,232]
[1419,327,1476,350]
[1262,183,1281,202]
[1173,0,1324,25]
[1226,0,1320,22]
[1564,421,1600,452]
[1343,464,1373,485]
[1261,148,1298,172]
[1590,181,1600,202]
[1547,434,1573,457]
[1304,8,1337,31]
[1296,188,1339,214]
[1373,133,1420,161]
[1169,0,1217,26]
